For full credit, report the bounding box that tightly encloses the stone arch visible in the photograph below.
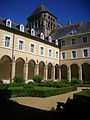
[48,63,53,79]
[39,61,45,79]
[28,60,36,79]
[71,64,79,79]
[0,55,11,80]
[82,63,90,81]
[15,58,25,77]
[55,64,59,79]
[61,64,67,80]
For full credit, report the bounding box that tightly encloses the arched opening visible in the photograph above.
[55,64,59,79]
[82,63,90,81]
[39,61,45,79]
[15,58,25,77]
[71,64,78,79]
[48,63,53,79]
[28,60,36,79]
[61,65,67,80]
[0,55,11,80]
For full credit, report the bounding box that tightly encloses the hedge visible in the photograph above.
[9,86,77,97]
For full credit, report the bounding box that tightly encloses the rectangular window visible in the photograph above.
[72,51,76,58]
[5,36,10,47]
[40,47,44,55]
[62,52,66,59]
[30,44,34,53]
[61,40,66,46]
[72,39,76,45]
[56,52,59,59]
[19,40,23,50]
[83,36,87,43]
[49,49,52,57]
[83,49,88,57]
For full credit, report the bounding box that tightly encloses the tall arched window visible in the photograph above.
[6,19,12,27]
[20,24,24,32]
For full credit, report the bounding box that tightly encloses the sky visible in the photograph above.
[0,0,90,26]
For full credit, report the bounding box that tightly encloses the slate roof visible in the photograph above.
[29,3,56,18]
[50,22,90,40]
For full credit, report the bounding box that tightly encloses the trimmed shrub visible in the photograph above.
[23,82,35,89]
[70,77,82,85]
[32,75,43,83]
[14,75,25,83]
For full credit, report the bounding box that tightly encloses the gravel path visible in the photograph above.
[11,87,90,111]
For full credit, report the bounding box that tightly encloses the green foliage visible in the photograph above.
[32,75,43,83]
[23,82,35,89]
[0,79,3,84]
[70,77,82,85]
[0,84,11,102]
[14,75,25,83]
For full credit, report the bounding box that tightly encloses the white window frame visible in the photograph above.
[55,39,58,45]
[20,24,24,32]
[6,19,12,27]
[61,51,66,60]
[82,48,89,58]
[56,51,59,59]
[61,40,66,46]
[82,36,88,43]
[48,36,52,43]
[71,38,76,45]
[4,36,11,48]
[18,39,25,51]
[31,29,35,36]
[48,48,52,58]
[40,32,44,40]
[71,50,77,59]
[39,45,45,56]
[30,42,36,54]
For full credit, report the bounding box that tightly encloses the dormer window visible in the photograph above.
[40,32,44,40]
[70,28,77,35]
[31,29,35,36]
[6,19,12,27]
[20,24,24,32]
[55,39,58,45]
[48,36,52,43]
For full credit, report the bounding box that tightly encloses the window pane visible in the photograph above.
[61,40,65,46]
[72,51,76,58]
[49,49,52,57]
[83,37,87,43]
[40,47,44,55]
[19,41,23,50]
[5,36,10,47]
[56,52,58,59]
[62,52,65,59]
[31,44,34,53]
[83,49,88,57]
[72,39,76,45]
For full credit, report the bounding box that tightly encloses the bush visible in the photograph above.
[14,75,25,83]
[70,78,82,85]
[32,75,43,83]
[23,82,35,89]
[0,79,3,84]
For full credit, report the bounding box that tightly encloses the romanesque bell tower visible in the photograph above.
[27,3,58,37]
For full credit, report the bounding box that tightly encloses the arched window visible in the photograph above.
[48,36,52,42]
[40,33,44,40]
[55,39,58,45]
[31,29,35,36]
[6,19,12,27]
[20,24,24,32]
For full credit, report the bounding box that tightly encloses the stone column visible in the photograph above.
[23,62,28,82]
[11,60,15,82]
[59,66,61,81]
[34,64,39,76]
[67,66,71,81]
[78,65,82,81]
[44,65,48,81]
[51,66,55,80]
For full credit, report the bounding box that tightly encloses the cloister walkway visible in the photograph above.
[11,87,90,111]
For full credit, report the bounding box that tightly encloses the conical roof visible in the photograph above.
[30,3,56,18]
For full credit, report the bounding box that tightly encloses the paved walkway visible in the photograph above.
[11,87,90,111]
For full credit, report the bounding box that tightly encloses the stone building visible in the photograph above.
[0,3,90,83]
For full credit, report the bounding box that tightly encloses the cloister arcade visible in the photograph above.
[0,55,90,83]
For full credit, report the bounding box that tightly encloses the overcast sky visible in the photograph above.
[0,0,90,26]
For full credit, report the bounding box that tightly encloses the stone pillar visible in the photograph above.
[78,65,82,81]
[23,62,28,82]
[67,66,71,81]
[51,66,55,80]
[34,64,39,76]
[59,66,61,81]
[44,65,48,81]
[11,60,15,82]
